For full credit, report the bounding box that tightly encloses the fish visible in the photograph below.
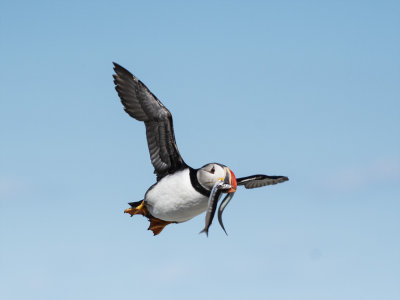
[200,181,235,236]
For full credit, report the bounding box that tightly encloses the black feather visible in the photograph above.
[113,63,187,180]
[236,175,289,189]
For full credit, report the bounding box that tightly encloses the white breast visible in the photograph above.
[145,168,208,222]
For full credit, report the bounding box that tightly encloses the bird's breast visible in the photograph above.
[145,168,208,222]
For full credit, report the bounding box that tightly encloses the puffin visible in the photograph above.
[112,63,288,236]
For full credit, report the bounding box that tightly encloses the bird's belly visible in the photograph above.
[144,169,208,222]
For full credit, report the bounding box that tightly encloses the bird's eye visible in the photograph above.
[210,166,215,174]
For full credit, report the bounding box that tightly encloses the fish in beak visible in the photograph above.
[200,167,237,236]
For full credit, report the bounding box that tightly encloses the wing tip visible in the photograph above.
[281,176,289,182]
[112,61,122,72]
[112,62,134,78]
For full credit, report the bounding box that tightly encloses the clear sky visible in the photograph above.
[1,1,399,299]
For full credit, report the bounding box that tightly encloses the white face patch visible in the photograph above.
[197,163,226,190]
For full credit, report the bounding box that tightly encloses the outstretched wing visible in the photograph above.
[113,62,187,180]
[236,175,288,189]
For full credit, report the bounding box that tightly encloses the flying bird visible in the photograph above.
[112,63,288,236]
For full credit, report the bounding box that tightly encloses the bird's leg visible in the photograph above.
[124,201,147,217]
[148,218,172,236]
[124,201,172,236]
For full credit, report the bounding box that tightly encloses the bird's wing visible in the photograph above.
[236,175,288,189]
[113,62,187,180]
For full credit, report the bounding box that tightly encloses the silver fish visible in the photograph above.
[217,192,235,235]
[200,181,232,236]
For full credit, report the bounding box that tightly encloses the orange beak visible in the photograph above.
[224,167,237,193]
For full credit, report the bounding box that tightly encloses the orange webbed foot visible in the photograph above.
[124,201,147,217]
[148,218,172,236]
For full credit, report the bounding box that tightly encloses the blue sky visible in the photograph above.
[1,1,399,299]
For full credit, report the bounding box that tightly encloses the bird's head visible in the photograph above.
[197,163,237,193]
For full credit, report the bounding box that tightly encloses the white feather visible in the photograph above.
[145,169,208,222]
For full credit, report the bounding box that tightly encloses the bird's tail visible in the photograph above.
[128,200,143,207]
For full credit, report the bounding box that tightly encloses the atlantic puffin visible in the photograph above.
[113,63,288,236]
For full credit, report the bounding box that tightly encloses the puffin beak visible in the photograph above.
[224,167,237,193]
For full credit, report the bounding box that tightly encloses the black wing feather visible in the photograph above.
[113,62,187,180]
[237,175,289,189]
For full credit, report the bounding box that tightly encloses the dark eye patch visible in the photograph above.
[210,166,215,174]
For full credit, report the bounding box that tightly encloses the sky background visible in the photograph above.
[1,1,400,299]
